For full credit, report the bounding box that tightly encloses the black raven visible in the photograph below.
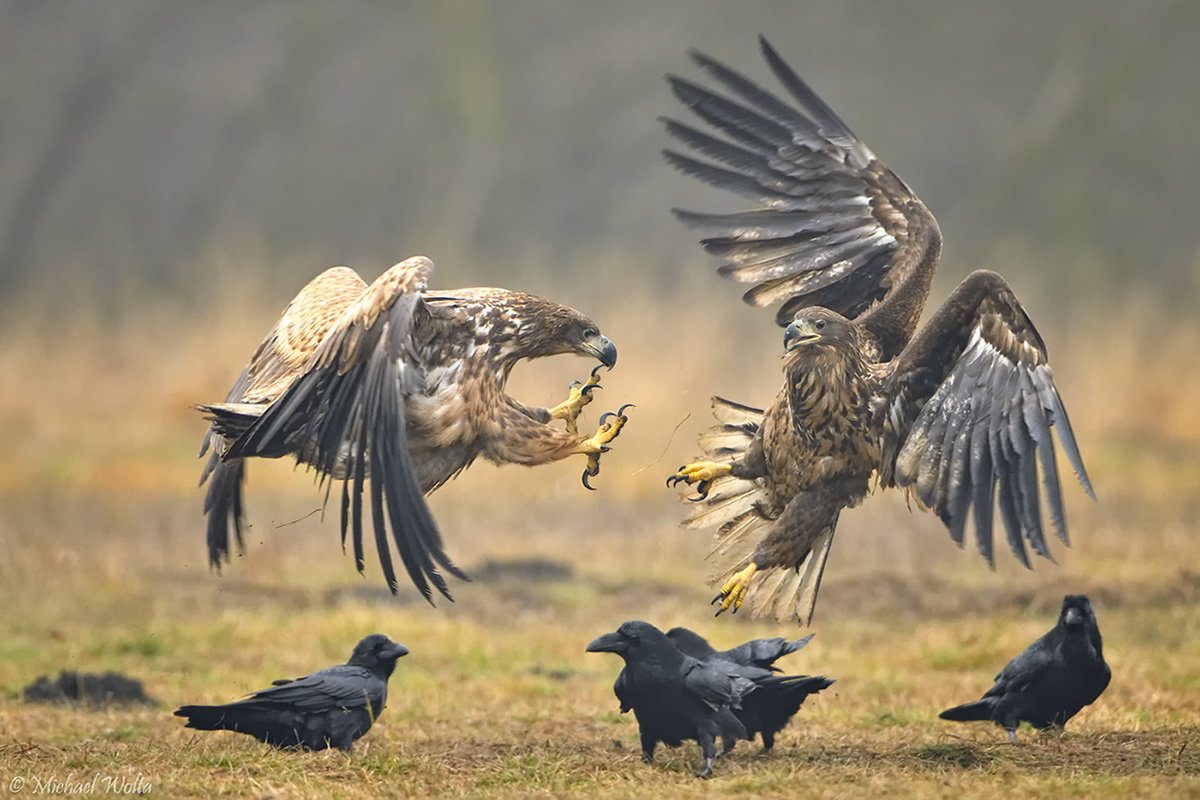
[588,620,822,777]
[175,633,408,751]
[666,627,831,752]
[939,594,1110,742]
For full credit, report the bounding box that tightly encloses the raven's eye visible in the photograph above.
[816,319,826,330]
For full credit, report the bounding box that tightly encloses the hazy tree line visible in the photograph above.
[1,1,1197,311]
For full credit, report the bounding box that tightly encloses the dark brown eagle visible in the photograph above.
[199,255,629,602]
[665,37,1094,624]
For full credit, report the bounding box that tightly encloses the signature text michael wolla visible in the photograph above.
[10,772,152,795]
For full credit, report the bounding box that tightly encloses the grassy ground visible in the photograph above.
[1,279,1198,798]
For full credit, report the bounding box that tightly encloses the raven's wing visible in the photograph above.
[225,256,467,602]
[877,269,1093,567]
[664,35,941,359]
[681,656,763,711]
[719,634,814,670]
[243,665,381,711]
[613,668,633,714]
[985,634,1060,698]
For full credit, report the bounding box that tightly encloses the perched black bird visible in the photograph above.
[939,595,1110,742]
[588,621,755,778]
[175,634,408,751]
[666,627,831,752]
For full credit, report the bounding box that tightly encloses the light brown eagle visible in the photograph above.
[199,255,629,602]
[665,38,1094,624]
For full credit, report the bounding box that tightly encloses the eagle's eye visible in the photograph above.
[582,327,598,339]
[815,319,827,330]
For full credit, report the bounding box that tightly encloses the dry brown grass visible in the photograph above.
[1,265,1199,797]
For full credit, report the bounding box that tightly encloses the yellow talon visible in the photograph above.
[577,404,633,490]
[549,367,604,434]
[712,563,758,616]
[666,461,733,500]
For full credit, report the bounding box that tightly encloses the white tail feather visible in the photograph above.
[709,525,835,626]
[710,396,765,426]
[682,478,760,530]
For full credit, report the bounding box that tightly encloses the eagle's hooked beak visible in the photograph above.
[784,319,821,352]
[583,334,618,370]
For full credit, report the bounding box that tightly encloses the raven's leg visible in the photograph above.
[695,733,717,779]
[640,731,657,764]
[760,730,775,753]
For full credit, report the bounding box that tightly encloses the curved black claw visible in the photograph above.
[582,459,602,491]
[580,381,603,398]
[590,364,605,379]
[687,481,712,502]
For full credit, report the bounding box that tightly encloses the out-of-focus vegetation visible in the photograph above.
[2,4,1199,798]
[2,1,1200,311]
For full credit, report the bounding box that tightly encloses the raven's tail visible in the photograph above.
[759,674,834,709]
[174,703,238,731]
[938,698,995,722]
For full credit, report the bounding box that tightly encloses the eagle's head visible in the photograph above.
[511,297,617,369]
[783,307,855,353]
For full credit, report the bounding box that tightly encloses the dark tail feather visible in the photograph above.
[939,698,995,722]
[765,675,834,710]
[201,450,246,567]
[739,675,833,746]
[175,703,239,731]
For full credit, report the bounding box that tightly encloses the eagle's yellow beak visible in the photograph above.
[784,319,821,352]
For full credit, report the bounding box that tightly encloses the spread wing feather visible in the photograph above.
[226,257,467,602]
[664,35,941,357]
[879,269,1094,566]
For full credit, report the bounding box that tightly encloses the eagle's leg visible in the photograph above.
[666,461,733,501]
[712,563,758,616]
[548,365,604,435]
[576,403,633,490]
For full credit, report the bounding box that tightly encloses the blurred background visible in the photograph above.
[3,1,1199,307]
[1,0,1198,694]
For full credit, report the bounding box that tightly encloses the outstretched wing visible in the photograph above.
[664,35,941,358]
[228,256,468,603]
[878,269,1094,567]
[200,267,369,565]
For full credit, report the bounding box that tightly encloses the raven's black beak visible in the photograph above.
[585,632,625,653]
[385,643,410,660]
[1063,607,1084,627]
